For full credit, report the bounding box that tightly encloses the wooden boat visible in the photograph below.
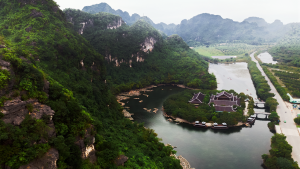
[211,122,229,129]
[194,121,207,128]
[247,115,256,125]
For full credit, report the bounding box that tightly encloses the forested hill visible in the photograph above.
[64,9,217,93]
[82,3,293,46]
[0,1,184,168]
[269,24,300,67]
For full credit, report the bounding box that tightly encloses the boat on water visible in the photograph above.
[247,115,256,125]
[194,121,207,128]
[211,122,228,129]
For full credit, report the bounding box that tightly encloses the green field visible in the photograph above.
[194,43,268,57]
[194,46,224,57]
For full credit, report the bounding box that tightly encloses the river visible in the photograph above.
[123,63,273,169]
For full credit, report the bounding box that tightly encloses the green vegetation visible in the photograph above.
[294,117,300,125]
[261,66,289,100]
[64,9,217,94]
[267,112,280,131]
[262,134,299,169]
[269,25,300,67]
[0,1,183,168]
[271,70,300,97]
[163,89,247,125]
[247,61,274,101]
[0,68,10,89]
[194,43,265,57]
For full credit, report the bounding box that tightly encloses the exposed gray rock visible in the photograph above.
[19,148,59,169]
[115,155,128,166]
[0,59,10,67]
[25,26,32,32]
[0,45,6,48]
[2,98,55,126]
[43,80,50,94]
[30,9,43,18]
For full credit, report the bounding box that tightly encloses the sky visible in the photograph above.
[55,0,300,25]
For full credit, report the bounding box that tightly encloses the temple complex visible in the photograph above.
[189,91,240,112]
[208,91,240,112]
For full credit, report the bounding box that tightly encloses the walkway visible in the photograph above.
[250,52,300,163]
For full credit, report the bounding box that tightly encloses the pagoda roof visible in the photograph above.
[189,92,205,104]
[215,106,236,112]
[215,91,234,98]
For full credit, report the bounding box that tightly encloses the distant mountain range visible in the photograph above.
[82,3,299,46]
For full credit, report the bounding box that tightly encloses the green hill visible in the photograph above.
[64,9,217,93]
[0,1,185,168]
[269,24,300,67]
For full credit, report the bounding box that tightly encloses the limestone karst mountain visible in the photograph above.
[82,3,296,46]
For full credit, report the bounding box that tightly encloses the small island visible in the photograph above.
[163,89,255,128]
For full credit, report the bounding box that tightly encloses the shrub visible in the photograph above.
[26,103,34,112]
[294,117,300,125]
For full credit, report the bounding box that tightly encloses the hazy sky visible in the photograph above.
[55,0,300,25]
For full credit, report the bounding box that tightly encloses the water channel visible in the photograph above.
[123,63,273,169]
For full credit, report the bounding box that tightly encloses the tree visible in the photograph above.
[269,112,280,122]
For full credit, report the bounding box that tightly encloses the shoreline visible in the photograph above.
[163,110,246,128]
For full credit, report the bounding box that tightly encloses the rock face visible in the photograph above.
[30,9,43,18]
[79,19,93,34]
[107,18,123,29]
[2,98,55,127]
[140,37,156,52]
[115,155,128,166]
[104,36,156,67]
[19,148,59,169]
[75,126,96,163]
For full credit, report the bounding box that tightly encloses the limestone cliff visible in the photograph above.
[104,36,156,67]
[75,126,97,163]
[107,18,124,29]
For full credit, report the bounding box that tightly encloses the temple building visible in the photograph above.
[188,92,205,104]
[208,91,241,112]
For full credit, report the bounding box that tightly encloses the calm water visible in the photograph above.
[124,63,273,169]
[257,52,278,64]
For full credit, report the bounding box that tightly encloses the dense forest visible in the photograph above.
[64,9,217,94]
[0,1,184,168]
[163,89,247,125]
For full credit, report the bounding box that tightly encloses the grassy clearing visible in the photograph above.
[194,43,269,58]
[194,46,224,57]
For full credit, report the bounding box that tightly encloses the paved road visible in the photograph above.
[250,52,300,163]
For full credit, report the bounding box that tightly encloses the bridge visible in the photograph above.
[254,102,265,108]
[254,109,271,118]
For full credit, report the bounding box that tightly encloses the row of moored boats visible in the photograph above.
[194,115,256,129]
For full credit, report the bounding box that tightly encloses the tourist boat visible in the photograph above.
[247,115,256,124]
[211,122,229,129]
[194,121,207,128]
